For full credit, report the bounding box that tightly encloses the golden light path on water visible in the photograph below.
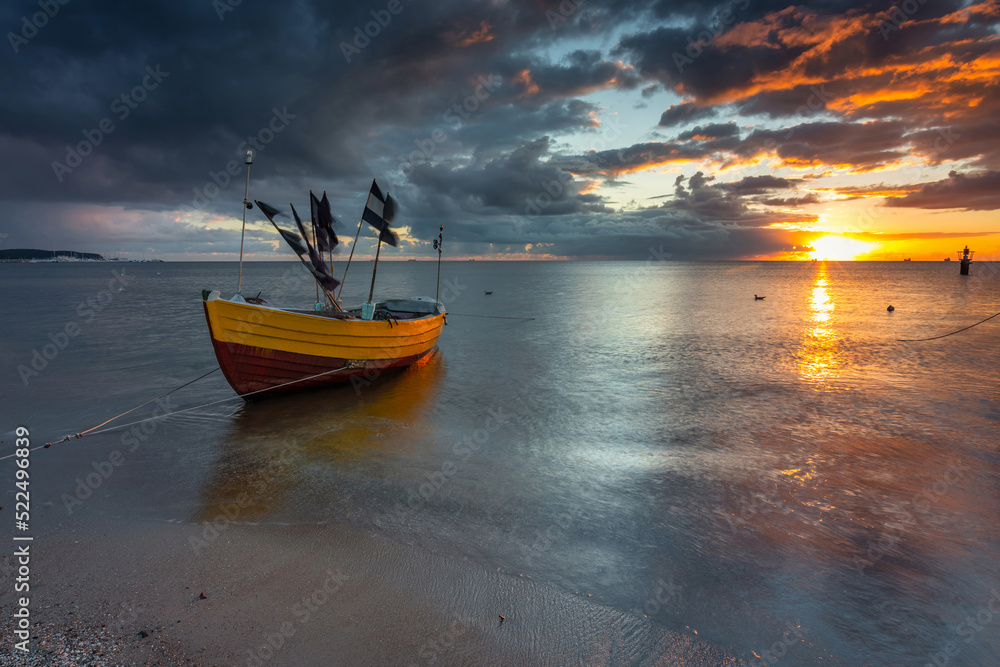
[798,264,841,382]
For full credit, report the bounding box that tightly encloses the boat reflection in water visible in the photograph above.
[192,350,445,524]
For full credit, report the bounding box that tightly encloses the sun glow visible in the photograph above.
[808,234,878,261]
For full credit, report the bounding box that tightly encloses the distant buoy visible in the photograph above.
[887,305,895,312]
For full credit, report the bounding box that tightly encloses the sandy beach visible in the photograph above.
[1,517,742,666]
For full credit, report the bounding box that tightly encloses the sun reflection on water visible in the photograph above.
[799,266,842,382]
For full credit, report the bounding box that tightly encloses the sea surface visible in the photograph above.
[2,260,999,665]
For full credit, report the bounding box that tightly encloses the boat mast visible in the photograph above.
[310,189,320,307]
[366,234,384,309]
[237,149,254,294]
[336,215,366,302]
[434,225,443,304]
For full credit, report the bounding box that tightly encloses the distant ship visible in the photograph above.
[944,257,952,261]
[903,258,911,261]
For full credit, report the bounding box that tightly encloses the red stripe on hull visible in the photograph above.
[206,317,433,398]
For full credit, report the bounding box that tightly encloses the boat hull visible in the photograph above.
[203,292,445,397]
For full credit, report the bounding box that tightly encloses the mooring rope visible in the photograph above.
[1,364,355,460]
[898,309,1000,342]
[76,367,220,438]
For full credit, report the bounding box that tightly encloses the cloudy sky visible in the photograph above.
[1,0,998,260]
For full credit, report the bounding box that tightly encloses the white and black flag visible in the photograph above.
[361,179,399,246]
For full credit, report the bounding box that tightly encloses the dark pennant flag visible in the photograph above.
[291,203,340,292]
[312,191,338,253]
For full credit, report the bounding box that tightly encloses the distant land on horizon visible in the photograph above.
[0,248,106,261]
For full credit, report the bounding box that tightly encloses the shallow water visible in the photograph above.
[2,259,999,665]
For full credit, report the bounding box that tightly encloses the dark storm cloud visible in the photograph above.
[0,1,650,198]
[658,102,717,127]
[845,230,1000,241]
[495,49,642,104]
[656,171,817,227]
[883,171,1000,211]
[676,123,739,141]
[734,84,837,119]
[736,120,910,172]
[402,204,806,260]
[406,136,610,220]
[560,117,910,178]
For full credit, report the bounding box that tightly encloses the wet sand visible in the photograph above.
[0,518,743,666]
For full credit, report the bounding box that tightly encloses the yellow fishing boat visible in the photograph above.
[202,293,445,397]
[203,152,445,398]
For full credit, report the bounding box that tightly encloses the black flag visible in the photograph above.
[312,191,338,253]
[291,203,340,292]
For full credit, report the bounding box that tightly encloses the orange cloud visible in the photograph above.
[512,69,540,97]
[447,20,494,47]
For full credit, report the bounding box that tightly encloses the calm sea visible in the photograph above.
[2,260,999,665]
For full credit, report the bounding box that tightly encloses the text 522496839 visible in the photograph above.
[13,425,32,653]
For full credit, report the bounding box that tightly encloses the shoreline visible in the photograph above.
[1,518,742,665]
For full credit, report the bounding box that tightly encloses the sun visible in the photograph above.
[808,234,877,261]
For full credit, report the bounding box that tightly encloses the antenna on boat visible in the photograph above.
[365,230,384,317]
[433,225,443,305]
[237,149,254,294]
[336,212,366,302]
